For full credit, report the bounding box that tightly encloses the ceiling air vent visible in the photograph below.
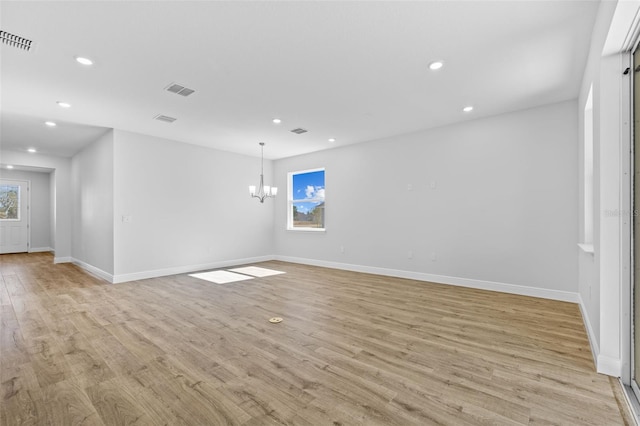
[165,83,195,97]
[154,114,177,123]
[290,128,308,134]
[0,30,34,51]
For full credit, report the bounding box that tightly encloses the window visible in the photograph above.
[584,85,593,244]
[0,184,20,220]
[288,168,325,231]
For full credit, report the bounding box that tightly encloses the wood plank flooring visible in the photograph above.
[0,252,629,425]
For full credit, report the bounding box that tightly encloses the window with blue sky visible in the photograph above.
[288,168,325,230]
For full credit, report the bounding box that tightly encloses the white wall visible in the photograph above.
[71,130,115,274]
[274,100,578,299]
[2,130,275,283]
[112,130,274,282]
[0,169,52,251]
[0,150,72,260]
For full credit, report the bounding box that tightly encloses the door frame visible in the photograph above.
[0,178,31,254]
[626,43,634,391]
[628,34,640,412]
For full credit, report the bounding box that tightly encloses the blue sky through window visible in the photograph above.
[292,170,324,214]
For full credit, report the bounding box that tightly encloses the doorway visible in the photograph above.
[0,179,30,254]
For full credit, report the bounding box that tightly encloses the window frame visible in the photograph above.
[287,167,325,232]
[0,183,21,221]
[583,84,594,245]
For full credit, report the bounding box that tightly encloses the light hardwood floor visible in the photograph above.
[0,252,630,425]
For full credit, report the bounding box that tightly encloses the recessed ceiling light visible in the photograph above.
[75,56,93,66]
[429,61,444,70]
[328,138,336,143]
[6,165,14,169]
[463,106,474,112]
[57,101,71,108]
[27,148,37,153]
[45,121,57,127]
[272,118,282,124]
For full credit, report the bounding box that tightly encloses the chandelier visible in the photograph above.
[249,142,277,203]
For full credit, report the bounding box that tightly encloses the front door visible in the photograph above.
[0,179,29,254]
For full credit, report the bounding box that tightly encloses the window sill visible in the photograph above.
[578,243,594,254]
[287,228,326,233]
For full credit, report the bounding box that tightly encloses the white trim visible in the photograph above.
[112,255,276,284]
[275,255,579,303]
[604,0,640,55]
[578,293,600,368]
[29,246,52,253]
[621,2,640,53]
[624,382,640,426]
[621,48,633,386]
[288,167,325,176]
[53,256,72,264]
[27,180,30,253]
[72,259,114,283]
[598,353,623,377]
[578,243,595,254]
[0,178,31,253]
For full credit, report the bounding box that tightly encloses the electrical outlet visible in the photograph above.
[340,245,345,253]
[408,250,413,259]
[407,183,413,191]
[431,252,437,261]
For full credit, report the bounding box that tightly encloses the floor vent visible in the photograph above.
[0,30,34,51]
[154,114,177,123]
[290,128,308,134]
[165,83,195,97]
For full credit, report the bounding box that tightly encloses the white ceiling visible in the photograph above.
[0,1,599,160]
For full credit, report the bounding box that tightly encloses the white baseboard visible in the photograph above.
[578,294,623,377]
[597,354,623,377]
[56,254,582,303]
[29,247,53,253]
[275,255,580,303]
[111,255,276,284]
[578,293,600,369]
[69,255,276,284]
[72,259,114,283]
